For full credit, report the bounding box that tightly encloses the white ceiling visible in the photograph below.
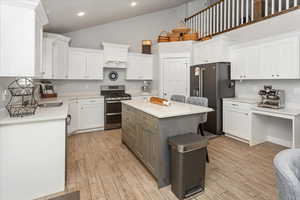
[42,0,192,33]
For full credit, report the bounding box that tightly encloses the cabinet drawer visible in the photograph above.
[223,101,252,110]
[78,98,104,105]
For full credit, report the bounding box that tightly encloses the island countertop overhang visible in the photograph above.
[122,99,214,119]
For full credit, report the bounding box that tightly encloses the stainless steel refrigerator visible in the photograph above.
[190,62,235,135]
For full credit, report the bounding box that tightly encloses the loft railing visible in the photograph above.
[185,0,300,39]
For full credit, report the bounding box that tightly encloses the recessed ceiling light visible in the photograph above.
[77,12,85,17]
[130,2,137,7]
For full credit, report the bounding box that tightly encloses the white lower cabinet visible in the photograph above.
[78,98,104,131]
[223,101,251,142]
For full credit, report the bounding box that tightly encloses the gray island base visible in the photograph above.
[121,99,213,188]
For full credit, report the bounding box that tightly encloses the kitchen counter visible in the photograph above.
[122,100,213,188]
[223,97,260,104]
[122,99,213,118]
[0,95,104,126]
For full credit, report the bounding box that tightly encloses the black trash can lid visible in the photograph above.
[168,133,208,153]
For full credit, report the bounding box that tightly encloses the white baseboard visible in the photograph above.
[225,134,249,144]
[267,136,291,148]
[69,127,104,135]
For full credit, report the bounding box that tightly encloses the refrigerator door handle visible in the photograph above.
[200,68,205,97]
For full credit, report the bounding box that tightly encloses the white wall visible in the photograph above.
[235,80,300,107]
[64,6,186,52]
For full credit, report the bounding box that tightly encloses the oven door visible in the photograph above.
[105,100,122,129]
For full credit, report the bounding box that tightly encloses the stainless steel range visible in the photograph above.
[100,85,131,130]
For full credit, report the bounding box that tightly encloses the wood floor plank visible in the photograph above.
[37,130,284,200]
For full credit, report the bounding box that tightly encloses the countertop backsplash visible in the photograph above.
[235,79,300,108]
[52,69,156,98]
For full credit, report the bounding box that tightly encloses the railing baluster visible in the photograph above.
[294,0,297,7]
[227,0,232,29]
[231,0,236,28]
[217,4,220,33]
[240,0,244,24]
[236,0,240,26]
[265,0,268,16]
[224,0,227,30]
[246,0,249,22]
[279,0,282,11]
[220,1,224,31]
[201,13,203,38]
[213,6,216,34]
[286,0,289,10]
[251,0,254,20]
[272,0,275,14]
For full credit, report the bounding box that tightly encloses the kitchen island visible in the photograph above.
[122,99,213,188]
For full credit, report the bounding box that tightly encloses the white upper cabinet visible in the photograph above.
[231,46,261,80]
[42,33,71,79]
[103,42,129,68]
[260,37,299,79]
[0,0,48,77]
[69,48,104,80]
[52,38,71,79]
[126,53,153,80]
[231,35,300,80]
[193,37,230,65]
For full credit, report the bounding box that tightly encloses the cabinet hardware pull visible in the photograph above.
[232,104,238,106]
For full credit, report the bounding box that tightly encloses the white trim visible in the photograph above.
[225,133,250,144]
[44,33,71,43]
[72,127,104,134]
[267,136,292,147]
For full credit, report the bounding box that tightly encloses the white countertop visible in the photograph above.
[223,97,300,116]
[252,106,300,116]
[0,95,104,126]
[223,97,260,104]
[122,99,214,118]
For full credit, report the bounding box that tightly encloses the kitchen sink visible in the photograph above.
[38,101,63,108]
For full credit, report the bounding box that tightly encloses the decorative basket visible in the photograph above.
[172,21,191,34]
[183,32,199,41]
[157,31,169,43]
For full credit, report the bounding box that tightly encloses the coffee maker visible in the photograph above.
[258,85,285,109]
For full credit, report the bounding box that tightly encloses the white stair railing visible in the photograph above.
[185,0,300,39]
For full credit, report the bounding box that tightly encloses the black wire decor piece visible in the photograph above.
[6,78,38,118]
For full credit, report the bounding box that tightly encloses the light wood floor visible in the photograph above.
[38,130,286,200]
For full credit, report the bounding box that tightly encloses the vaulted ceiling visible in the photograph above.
[42,0,192,33]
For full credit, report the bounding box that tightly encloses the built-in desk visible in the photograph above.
[250,107,300,148]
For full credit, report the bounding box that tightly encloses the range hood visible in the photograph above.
[103,42,130,69]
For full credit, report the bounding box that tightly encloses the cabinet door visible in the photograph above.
[142,56,153,80]
[127,55,152,80]
[276,37,299,79]
[53,41,69,79]
[223,109,250,140]
[79,102,104,130]
[69,50,86,79]
[35,21,43,77]
[162,58,189,99]
[68,101,79,135]
[244,46,261,79]
[146,129,158,177]
[231,49,245,80]
[42,37,54,79]
[193,44,209,65]
[127,55,139,80]
[260,43,279,79]
[86,52,104,80]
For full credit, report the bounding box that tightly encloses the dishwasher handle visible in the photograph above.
[66,114,72,126]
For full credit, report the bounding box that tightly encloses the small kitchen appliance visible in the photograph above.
[100,85,131,130]
[258,86,285,109]
[39,80,57,98]
[141,81,151,95]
